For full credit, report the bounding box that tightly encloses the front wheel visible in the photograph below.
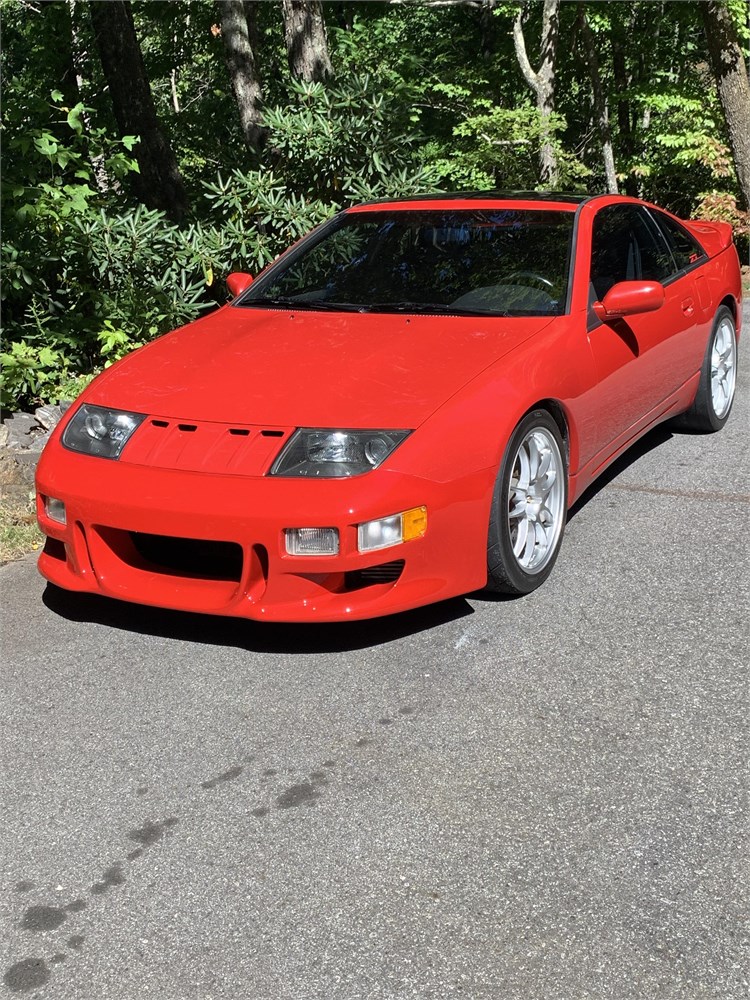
[674,305,737,432]
[486,410,568,595]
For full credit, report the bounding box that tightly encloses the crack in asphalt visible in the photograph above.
[608,482,750,504]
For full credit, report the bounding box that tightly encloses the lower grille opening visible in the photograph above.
[344,559,405,591]
[130,532,243,582]
[43,537,66,562]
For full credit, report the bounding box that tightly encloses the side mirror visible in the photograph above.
[593,280,665,321]
[226,271,254,299]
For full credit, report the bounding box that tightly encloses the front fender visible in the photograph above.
[388,315,592,484]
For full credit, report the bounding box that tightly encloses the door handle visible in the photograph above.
[681,297,695,316]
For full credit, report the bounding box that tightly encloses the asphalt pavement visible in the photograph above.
[1,311,748,999]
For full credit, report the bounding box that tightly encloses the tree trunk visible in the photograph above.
[610,27,637,196]
[512,0,560,187]
[90,0,188,221]
[478,0,497,62]
[702,0,750,209]
[578,6,617,194]
[245,1,261,53]
[218,0,264,152]
[281,0,332,83]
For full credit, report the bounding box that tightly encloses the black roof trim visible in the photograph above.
[356,190,592,207]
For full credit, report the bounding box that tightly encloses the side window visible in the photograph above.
[590,205,672,301]
[631,207,674,282]
[590,206,637,300]
[650,210,707,272]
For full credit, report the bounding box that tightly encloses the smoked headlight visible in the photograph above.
[62,404,146,459]
[270,429,411,478]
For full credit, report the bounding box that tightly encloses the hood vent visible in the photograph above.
[122,417,294,476]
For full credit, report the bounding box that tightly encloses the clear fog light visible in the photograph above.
[285,527,339,556]
[358,506,427,553]
[44,496,66,524]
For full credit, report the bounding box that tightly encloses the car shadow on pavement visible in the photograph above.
[42,583,474,653]
[567,424,674,521]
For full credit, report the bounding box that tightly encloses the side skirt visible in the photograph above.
[567,372,701,507]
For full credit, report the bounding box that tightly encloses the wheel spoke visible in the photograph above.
[540,468,557,499]
[522,522,536,563]
[532,521,548,564]
[529,436,544,480]
[536,448,551,481]
[509,494,526,519]
[516,448,530,490]
[513,517,529,557]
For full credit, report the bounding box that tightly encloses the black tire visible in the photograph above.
[486,409,568,595]
[672,305,737,433]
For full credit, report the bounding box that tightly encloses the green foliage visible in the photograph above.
[261,75,439,202]
[726,0,750,45]
[624,80,734,212]
[1,89,212,408]
[428,105,590,191]
[0,341,70,409]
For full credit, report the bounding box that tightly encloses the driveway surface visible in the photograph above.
[2,311,748,999]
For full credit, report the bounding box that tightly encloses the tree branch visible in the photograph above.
[578,2,618,193]
[512,7,539,92]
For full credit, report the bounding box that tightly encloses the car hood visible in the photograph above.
[88,306,556,427]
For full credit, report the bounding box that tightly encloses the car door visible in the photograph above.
[646,206,711,381]
[585,203,699,460]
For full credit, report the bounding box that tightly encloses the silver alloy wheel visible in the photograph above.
[507,427,565,573]
[711,316,737,419]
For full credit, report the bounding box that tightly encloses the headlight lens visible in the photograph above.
[62,404,146,459]
[270,428,411,478]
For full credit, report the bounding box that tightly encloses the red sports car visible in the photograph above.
[36,193,741,621]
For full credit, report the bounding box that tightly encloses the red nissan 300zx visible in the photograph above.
[36,193,741,621]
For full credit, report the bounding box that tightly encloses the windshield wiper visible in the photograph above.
[240,297,367,313]
[365,301,511,317]
[242,297,517,317]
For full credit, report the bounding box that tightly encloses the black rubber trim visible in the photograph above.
[564,199,588,315]
[357,190,592,207]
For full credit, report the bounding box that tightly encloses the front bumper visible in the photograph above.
[36,448,493,622]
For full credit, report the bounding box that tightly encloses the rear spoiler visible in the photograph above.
[684,219,734,258]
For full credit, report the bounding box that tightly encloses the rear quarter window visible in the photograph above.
[649,210,707,272]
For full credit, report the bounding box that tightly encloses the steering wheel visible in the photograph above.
[504,271,554,290]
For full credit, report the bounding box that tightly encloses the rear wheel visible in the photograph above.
[486,410,568,595]
[674,305,737,432]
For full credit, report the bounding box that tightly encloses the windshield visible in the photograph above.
[239,209,576,317]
